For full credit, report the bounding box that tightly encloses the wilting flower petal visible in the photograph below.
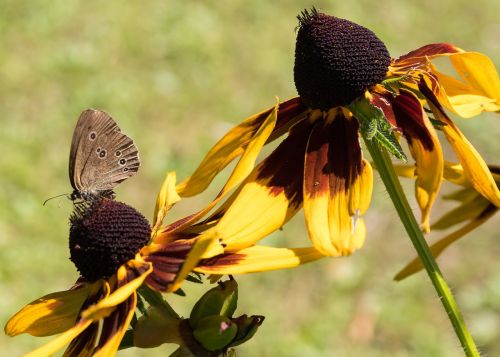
[303,110,372,255]
[419,81,500,207]
[153,171,181,230]
[211,118,314,251]
[395,163,499,280]
[81,256,151,320]
[5,284,94,337]
[392,89,443,232]
[175,101,278,197]
[395,204,497,281]
[196,246,323,275]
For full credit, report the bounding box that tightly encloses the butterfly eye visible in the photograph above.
[119,158,127,166]
[123,167,129,172]
[96,147,101,153]
[89,132,97,141]
[99,150,107,158]
[115,150,122,157]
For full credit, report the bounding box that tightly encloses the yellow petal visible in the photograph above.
[168,229,219,293]
[196,246,323,275]
[82,258,152,320]
[62,323,99,357]
[432,193,491,230]
[153,171,181,230]
[418,81,500,207]
[432,66,500,118]
[215,176,301,252]
[395,204,497,280]
[24,318,93,357]
[438,113,500,207]
[164,99,281,235]
[176,100,279,197]
[445,52,500,115]
[213,117,314,251]
[5,283,93,337]
[392,89,444,233]
[92,294,137,357]
[393,164,417,179]
[303,113,371,256]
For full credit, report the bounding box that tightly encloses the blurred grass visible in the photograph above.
[1,0,499,356]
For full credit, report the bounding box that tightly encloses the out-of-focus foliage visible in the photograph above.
[1,1,499,356]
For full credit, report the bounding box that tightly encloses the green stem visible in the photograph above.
[364,139,479,357]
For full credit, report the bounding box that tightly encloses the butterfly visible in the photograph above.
[69,109,140,201]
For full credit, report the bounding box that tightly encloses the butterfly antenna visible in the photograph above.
[43,193,70,206]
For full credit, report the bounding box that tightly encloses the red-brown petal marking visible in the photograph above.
[198,253,246,270]
[63,321,99,356]
[268,97,310,142]
[370,92,397,127]
[256,117,314,209]
[304,113,363,198]
[394,43,461,65]
[392,90,435,151]
[94,294,135,353]
[143,239,195,292]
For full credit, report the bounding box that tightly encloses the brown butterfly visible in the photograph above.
[69,109,140,201]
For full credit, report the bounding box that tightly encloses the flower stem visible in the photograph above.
[364,139,479,357]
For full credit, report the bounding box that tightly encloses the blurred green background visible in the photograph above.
[1,1,499,356]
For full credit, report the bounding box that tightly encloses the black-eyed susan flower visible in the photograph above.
[168,8,500,273]
[5,199,153,356]
[394,162,499,280]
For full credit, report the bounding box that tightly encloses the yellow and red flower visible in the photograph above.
[5,200,153,356]
[167,9,500,275]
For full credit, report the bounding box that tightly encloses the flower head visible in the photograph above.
[70,200,151,281]
[294,8,390,109]
[5,199,153,356]
[167,9,500,274]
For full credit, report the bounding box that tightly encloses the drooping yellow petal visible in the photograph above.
[418,83,500,207]
[24,318,93,357]
[168,229,219,292]
[395,161,482,188]
[213,118,314,252]
[82,257,152,320]
[195,246,323,275]
[303,112,371,256]
[391,44,500,117]
[441,121,500,207]
[442,52,500,117]
[92,294,137,357]
[153,171,181,230]
[392,90,444,233]
[162,99,280,236]
[432,193,492,230]
[395,204,497,280]
[393,164,417,179]
[432,68,499,118]
[5,283,93,337]
[143,238,197,293]
[176,101,279,197]
[62,323,99,357]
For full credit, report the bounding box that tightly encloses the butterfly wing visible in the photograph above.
[69,109,140,196]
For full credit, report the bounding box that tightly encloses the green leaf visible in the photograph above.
[349,98,407,162]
